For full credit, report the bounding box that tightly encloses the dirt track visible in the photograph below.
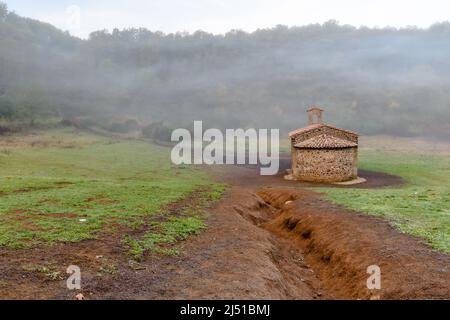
[0,164,448,299]
[257,188,449,299]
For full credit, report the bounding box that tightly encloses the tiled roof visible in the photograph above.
[288,123,359,138]
[288,124,323,137]
[294,134,358,149]
[307,107,324,111]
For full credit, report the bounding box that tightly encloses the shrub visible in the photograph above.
[142,122,173,142]
[106,118,140,133]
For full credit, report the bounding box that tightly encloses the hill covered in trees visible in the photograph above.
[0,2,449,137]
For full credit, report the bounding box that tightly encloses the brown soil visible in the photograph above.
[0,164,448,300]
[7,210,80,220]
[257,188,449,299]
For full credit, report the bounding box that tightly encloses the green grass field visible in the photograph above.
[0,129,222,253]
[319,140,450,253]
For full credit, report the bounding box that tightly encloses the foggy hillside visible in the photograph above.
[0,2,449,138]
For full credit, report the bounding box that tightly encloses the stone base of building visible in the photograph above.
[331,177,367,185]
[283,174,366,185]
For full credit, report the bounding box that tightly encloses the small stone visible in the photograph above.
[283,174,295,181]
[285,201,293,205]
[128,260,147,270]
[75,293,85,300]
[79,218,87,222]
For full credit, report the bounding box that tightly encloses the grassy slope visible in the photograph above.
[0,129,222,250]
[319,143,450,253]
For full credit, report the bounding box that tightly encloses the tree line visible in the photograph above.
[0,2,449,138]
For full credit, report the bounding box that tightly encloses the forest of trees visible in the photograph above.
[0,2,449,137]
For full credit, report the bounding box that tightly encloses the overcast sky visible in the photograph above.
[4,0,450,38]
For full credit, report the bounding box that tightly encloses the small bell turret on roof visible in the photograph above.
[307,107,324,125]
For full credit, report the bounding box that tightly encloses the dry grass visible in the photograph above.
[360,135,450,155]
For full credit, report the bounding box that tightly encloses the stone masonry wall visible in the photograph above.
[294,147,358,182]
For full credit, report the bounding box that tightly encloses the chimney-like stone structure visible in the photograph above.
[307,107,324,125]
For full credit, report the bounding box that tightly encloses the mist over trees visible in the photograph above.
[0,2,449,138]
